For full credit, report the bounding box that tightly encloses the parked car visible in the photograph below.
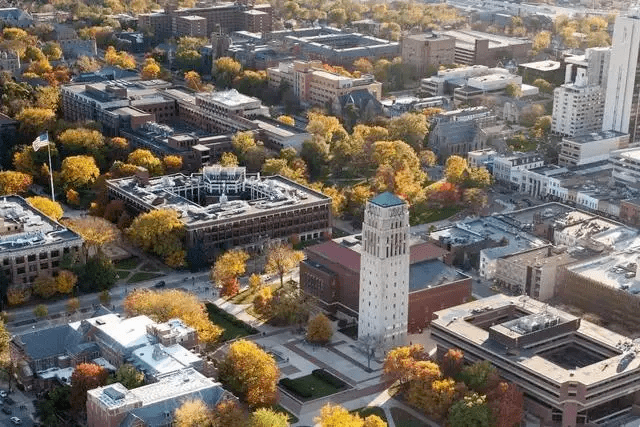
[10,417,21,425]
[5,397,14,405]
[0,390,8,398]
[154,281,166,288]
[2,407,11,415]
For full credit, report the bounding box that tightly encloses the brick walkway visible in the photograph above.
[283,341,354,386]
[326,342,377,373]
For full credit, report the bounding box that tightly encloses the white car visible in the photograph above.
[9,417,21,425]
[0,390,7,397]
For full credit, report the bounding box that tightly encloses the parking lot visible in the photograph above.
[0,387,36,427]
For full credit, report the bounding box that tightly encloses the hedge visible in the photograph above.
[279,378,313,398]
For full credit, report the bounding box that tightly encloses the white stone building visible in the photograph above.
[358,192,409,348]
[492,152,544,190]
[558,130,630,167]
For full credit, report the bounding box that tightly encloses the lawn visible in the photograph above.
[116,270,130,281]
[127,272,163,283]
[412,206,462,225]
[228,283,281,305]
[115,257,140,270]
[390,407,424,427]
[140,262,160,272]
[279,373,344,401]
[351,406,387,422]
[205,303,258,341]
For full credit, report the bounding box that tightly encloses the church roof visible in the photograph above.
[370,192,405,208]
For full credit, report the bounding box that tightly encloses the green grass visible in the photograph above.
[205,303,258,341]
[140,263,159,272]
[412,206,462,225]
[115,257,140,270]
[351,406,387,422]
[390,407,424,427]
[116,270,130,280]
[279,373,343,401]
[270,404,299,424]
[127,272,163,283]
[332,227,351,238]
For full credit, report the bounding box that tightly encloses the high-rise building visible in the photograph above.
[603,12,640,141]
[551,47,610,137]
[358,192,410,347]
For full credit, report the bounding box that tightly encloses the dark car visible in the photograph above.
[154,281,166,288]
[5,397,14,405]
[2,407,11,415]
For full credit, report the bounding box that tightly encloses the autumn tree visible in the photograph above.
[265,243,305,286]
[448,393,492,427]
[124,289,222,345]
[126,209,186,267]
[42,41,62,60]
[388,112,428,150]
[253,286,273,317]
[57,128,105,156]
[213,57,242,88]
[56,270,78,294]
[33,304,48,318]
[61,155,100,189]
[211,249,249,297]
[276,115,295,126]
[220,152,239,166]
[104,46,136,69]
[505,82,522,98]
[63,216,119,260]
[232,131,257,159]
[444,155,468,184]
[175,399,213,427]
[212,400,247,427]
[32,275,57,299]
[15,107,56,136]
[459,360,499,393]
[35,86,60,110]
[487,382,524,427]
[251,407,289,427]
[176,37,206,70]
[442,348,464,378]
[372,140,426,204]
[141,57,161,80]
[315,403,387,427]
[218,339,279,407]
[420,150,437,167]
[113,363,145,389]
[184,71,204,91]
[70,363,109,412]
[66,297,80,314]
[353,58,374,74]
[383,344,426,385]
[163,155,183,173]
[26,196,63,220]
[307,313,333,344]
[0,171,32,195]
[249,273,262,292]
[127,149,163,175]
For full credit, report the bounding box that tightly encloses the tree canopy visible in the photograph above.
[126,209,186,267]
[26,196,63,220]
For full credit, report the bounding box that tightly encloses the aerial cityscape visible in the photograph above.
[0,0,637,426]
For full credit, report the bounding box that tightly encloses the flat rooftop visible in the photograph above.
[84,314,155,352]
[442,29,529,50]
[518,60,561,71]
[197,89,260,108]
[0,195,82,254]
[433,294,640,386]
[564,130,628,144]
[409,259,468,292]
[106,167,329,227]
[565,246,640,294]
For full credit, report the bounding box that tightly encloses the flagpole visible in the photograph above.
[46,133,55,202]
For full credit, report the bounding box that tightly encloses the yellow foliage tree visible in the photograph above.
[26,196,63,220]
[444,155,468,184]
[35,86,60,110]
[56,270,78,294]
[219,152,239,166]
[265,243,305,286]
[163,155,183,173]
[0,171,33,195]
[104,46,136,69]
[315,404,387,427]
[66,189,80,205]
[141,57,161,80]
[127,149,163,175]
[276,115,295,126]
[61,155,100,189]
[251,408,290,427]
[219,339,279,407]
[15,107,56,135]
[248,273,262,292]
[66,297,80,314]
[62,216,119,259]
[7,287,30,306]
[124,289,223,344]
[211,249,249,297]
[57,128,105,154]
[126,209,186,267]
[174,399,213,427]
[184,71,204,91]
[232,131,257,156]
[306,313,333,344]
[32,275,57,299]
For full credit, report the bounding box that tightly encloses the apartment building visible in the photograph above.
[0,196,83,288]
[432,294,640,427]
[175,15,207,37]
[267,60,382,106]
[0,51,19,74]
[558,130,630,167]
[106,166,332,262]
[611,146,640,189]
[401,33,455,77]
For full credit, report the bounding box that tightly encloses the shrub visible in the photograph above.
[279,378,313,398]
[312,369,347,389]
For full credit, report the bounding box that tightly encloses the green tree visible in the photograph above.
[448,393,492,427]
[33,304,48,318]
[112,363,145,389]
[459,360,499,393]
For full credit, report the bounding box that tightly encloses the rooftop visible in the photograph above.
[564,130,628,144]
[518,60,561,71]
[196,89,261,108]
[0,195,82,254]
[565,246,640,295]
[370,192,405,208]
[409,259,468,292]
[433,294,640,385]
[442,29,530,49]
[131,343,201,378]
[85,314,155,352]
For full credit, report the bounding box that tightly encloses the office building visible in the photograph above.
[267,60,382,107]
[440,29,531,66]
[432,294,640,427]
[492,152,544,189]
[401,33,455,77]
[620,198,640,226]
[358,193,410,347]
[611,146,640,189]
[420,65,491,97]
[0,196,83,288]
[106,166,332,262]
[558,130,630,167]
[603,12,640,142]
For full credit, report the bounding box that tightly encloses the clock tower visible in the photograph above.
[358,192,410,348]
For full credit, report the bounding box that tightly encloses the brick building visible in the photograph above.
[300,238,472,332]
[401,33,455,77]
[620,198,640,226]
